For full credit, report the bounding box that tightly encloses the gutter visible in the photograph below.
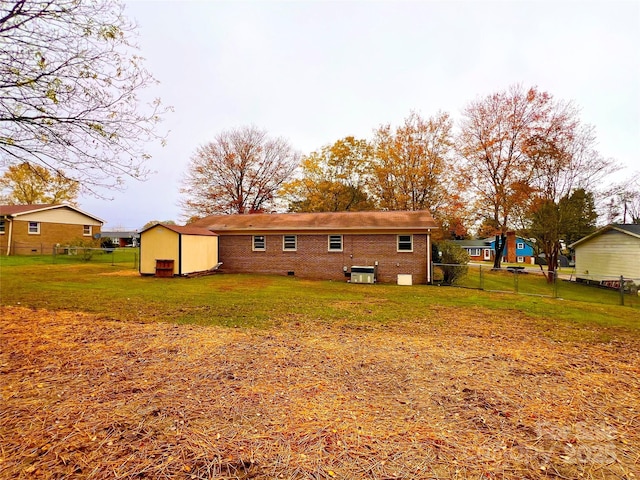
[6,216,13,256]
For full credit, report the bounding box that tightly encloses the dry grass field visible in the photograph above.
[1,304,638,479]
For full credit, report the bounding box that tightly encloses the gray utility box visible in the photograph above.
[351,266,376,284]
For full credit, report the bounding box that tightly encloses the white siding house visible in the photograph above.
[569,224,640,282]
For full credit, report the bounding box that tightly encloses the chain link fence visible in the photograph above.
[432,263,640,308]
[52,246,139,269]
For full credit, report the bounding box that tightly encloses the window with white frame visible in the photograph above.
[516,242,525,250]
[397,234,413,252]
[517,256,524,263]
[252,235,266,251]
[328,235,343,251]
[0,220,5,234]
[469,248,481,256]
[28,221,40,234]
[83,225,92,236]
[283,235,297,251]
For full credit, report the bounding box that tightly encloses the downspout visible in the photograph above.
[6,217,13,256]
[426,228,431,284]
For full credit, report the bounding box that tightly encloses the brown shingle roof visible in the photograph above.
[190,210,438,233]
[0,204,55,215]
[0,204,104,223]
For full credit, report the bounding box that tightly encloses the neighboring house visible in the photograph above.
[569,224,640,282]
[0,204,103,255]
[454,239,494,262]
[100,230,140,248]
[454,232,535,264]
[189,210,438,284]
[139,223,219,277]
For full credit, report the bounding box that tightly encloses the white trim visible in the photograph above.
[483,248,491,260]
[8,204,105,224]
[83,225,92,236]
[252,235,266,251]
[28,221,40,234]
[283,234,297,251]
[328,235,343,252]
[397,234,413,252]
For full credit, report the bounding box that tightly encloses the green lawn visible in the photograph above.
[434,263,640,308]
[1,259,637,340]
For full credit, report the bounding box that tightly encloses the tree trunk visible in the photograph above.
[545,242,560,284]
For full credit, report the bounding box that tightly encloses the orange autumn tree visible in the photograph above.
[370,111,455,216]
[457,85,554,269]
[281,136,374,212]
[0,162,79,205]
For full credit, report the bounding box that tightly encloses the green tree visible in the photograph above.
[282,136,374,212]
[526,189,598,281]
[0,162,79,205]
[436,241,470,285]
[0,0,169,192]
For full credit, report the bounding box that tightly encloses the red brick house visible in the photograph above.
[0,204,103,255]
[189,210,438,284]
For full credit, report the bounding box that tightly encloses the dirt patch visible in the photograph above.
[1,306,638,479]
[98,269,140,277]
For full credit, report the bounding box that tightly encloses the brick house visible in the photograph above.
[0,204,103,255]
[189,210,438,284]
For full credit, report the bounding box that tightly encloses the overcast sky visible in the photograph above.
[83,0,640,230]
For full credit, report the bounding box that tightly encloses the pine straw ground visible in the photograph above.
[0,305,638,480]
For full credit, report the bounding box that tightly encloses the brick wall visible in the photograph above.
[218,233,430,284]
[2,220,101,255]
[506,232,516,263]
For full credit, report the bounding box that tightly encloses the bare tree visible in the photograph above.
[457,85,556,268]
[602,177,640,224]
[180,126,300,218]
[0,0,170,193]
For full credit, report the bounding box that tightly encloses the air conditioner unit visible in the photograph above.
[350,266,375,284]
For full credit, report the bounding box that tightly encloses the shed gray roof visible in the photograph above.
[453,239,490,247]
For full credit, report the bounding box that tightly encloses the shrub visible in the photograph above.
[437,241,470,285]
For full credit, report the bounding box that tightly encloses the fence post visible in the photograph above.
[553,270,558,298]
[514,269,519,294]
[620,275,625,306]
[479,265,484,290]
